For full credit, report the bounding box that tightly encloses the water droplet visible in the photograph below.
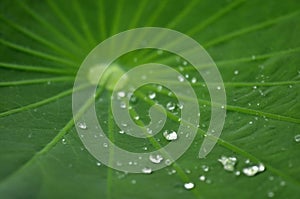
[129,95,138,103]
[148,92,156,99]
[149,154,163,164]
[234,70,239,75]
[280,181,286,186]
[249,121,253,125]
[242,163,265,176]
[185,74,189,78]
[165,159,172,166]
[78,122,87,130]
[218,156,237,172]
[166,102,176,111]
[103,143,108,148]
[119,130,125,134]
[202,165,209,172]
[199,175,206,181]
[185,169,191,174]
[134,115,140,120]
[117,91,126,98]
[294,134,300,142]
[96,162,101,166]
[131,179,136,184]
[177,103,184,110]
[245,159,250,164]
[184,182,194,190]
[178,75,185,82]
[253,86,257,89]
[163,130,178,141]
[120,101,127,109]
[252,55,256,60]
[235,171,241,176]
[183,61,188,66]
[62,138,67,144]
[191,77,197,84]
[267,191,274,198]
[217,86,221,90]
[142,167,152,174]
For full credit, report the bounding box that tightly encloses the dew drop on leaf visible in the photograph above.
[199,175,206,181]
[148,92,156,99]
[234,70,239,75]
[218,156,237,172]
[166,102,176,111]
[77,122,87,130]
[163,130,178,141]
[294,134,300,142]
[184,182,194,190]
[191,77,197,84]
[149,154,163,164]
[142,167,152,174]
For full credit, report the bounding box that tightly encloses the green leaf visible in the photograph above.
[0,0,300,198]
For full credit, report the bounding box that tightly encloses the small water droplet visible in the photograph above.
[235,171,241,176]
[199,175,206,181]
[185,74,189,78]
[217,86,221,90]
[202,165,209,172]
[142,167,152,174]
[103,143,108,148]
[185,169,191,174]
[251,55,256,60]
[218,156,237,172]
[117,91,126,98]
[148,92,156,99]
[129,95,138,104]
[191,77,197,84]
[149,154,163,164]
[96,162,101,166]
[267,191,274,198]
[178,75,185,82]
[62,138,67,144]
[183,61,188,66]
[249,121,253,125]
[166,102,176,111]
[280,181,286,186]
[163,130,178,141]
[120,101,127,109]
[134,115,140,120]
[77,122,87,130]
[131,179,136,184]
[234,70,239,75]
[253,86,257,89]
[119,130,125,134]
[294,134,300,142]
[184,182,194,190]
[245,159,250,164]
[165,159,172,166]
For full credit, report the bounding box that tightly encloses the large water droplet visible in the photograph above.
[218,156,237,172]
[149,154,163,164]
[184,182,194,190]
[242,163,265,176]
[163,130,178,141]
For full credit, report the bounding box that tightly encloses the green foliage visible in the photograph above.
[0,0,300,198]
